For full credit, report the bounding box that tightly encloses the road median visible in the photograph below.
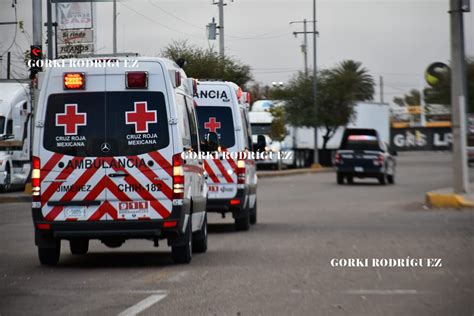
[426,186,474,209]
[257,166,333,178]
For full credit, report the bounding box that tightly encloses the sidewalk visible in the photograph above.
[426,184,474,208]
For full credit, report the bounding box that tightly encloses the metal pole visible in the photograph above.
[379,76,384,103]
[303,19,308,76]
[46,0,53,59]
[54,23,58,59]
[113,0,117,54]
[312,0,318,165]
[32,0,42,46]
[218,0,224,57]
[449,0,469,193]
[7,52,11,79]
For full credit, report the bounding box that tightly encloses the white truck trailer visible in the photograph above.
[0,81,33,191]
[249,100,389,168]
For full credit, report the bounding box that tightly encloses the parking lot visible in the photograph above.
[0,152,472,315]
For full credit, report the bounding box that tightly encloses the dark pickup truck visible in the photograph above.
[335,128,396,185]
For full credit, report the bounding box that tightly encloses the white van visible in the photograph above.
[194,81,257,231]
[32,57,208,265]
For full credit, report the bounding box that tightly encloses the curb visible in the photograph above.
[257,167,333,178]
[425,192,474,208]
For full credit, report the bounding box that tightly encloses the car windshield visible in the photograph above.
[251,123,272,135]
[195,106,235,149]
[44,92,170,157]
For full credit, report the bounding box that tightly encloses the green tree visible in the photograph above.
[393,89,421,106]
[268,106,287,142]
[162,40,252,86]
[283,60,375,151]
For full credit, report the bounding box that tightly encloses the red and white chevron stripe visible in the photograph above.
[40,151,173,222]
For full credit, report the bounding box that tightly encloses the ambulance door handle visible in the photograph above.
[109,171,128,178]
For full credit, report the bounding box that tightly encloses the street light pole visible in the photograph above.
[449,0,469,193]
[113,0,117,54]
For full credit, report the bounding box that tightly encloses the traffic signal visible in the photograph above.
[29,45,43,79]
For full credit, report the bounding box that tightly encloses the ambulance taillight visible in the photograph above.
[237,159,246,184]
[64,73,85,90]
[126,71,148,89]
[172,153,184,199]
[32,156,41,201]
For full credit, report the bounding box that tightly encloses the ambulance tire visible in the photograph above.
[235,206,250,231]
[172,217,192,264]
[192,213,208,253]
[69,239,89,255]
[250,198,257,225]
[0,166,11,192]
[38,241,60,266]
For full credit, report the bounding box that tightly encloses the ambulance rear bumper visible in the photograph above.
[32,203,188,244]
[206,188,247,218]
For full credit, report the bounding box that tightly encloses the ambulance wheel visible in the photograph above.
[38,241,60,266]
[250,198,257,225]
[192,213,207,253]
[0,166,11,192]
[337,173,344,185]
[172,217,192,264]
[235,207,250,231]
[69,239,89,255]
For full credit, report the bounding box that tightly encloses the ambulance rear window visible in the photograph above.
[43,92,169,157]
[195,106,235,149]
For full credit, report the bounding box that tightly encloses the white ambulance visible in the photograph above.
[194,81,257,231]
[32,57,208,265]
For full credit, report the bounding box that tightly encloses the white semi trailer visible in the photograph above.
[0,81,33,191]
[249,100,389,169]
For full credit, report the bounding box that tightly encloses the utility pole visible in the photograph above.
[379,76,384,103]
[312,0,318,166]
[290,19,313,76]
[290,10,319,165]
[214,0,230,58]
[449,0,470,193]
[46,0,53,59]
[32,0,42,46]
[113,0,117,54]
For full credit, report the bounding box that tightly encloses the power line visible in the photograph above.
[148,0,204,30]
[120,2,205,39]
[0,2,18,56]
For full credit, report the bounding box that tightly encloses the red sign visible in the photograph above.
[204,117,221,133]
[56,104,87,135]
[125,101,157,133]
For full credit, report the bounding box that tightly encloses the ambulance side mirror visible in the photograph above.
[205,132,220,152]
[255,135,266,152]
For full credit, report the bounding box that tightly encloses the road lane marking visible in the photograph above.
[118,291,168,316]
[342,289,419,295]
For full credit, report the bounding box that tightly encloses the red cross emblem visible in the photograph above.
[125,101,157,133]
[204,117,221,133]
[55,104,87,135]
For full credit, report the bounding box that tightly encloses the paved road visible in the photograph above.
[0,152,472,315]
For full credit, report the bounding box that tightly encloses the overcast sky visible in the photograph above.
[1,0,473,104]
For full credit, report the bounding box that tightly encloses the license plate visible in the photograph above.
[64,206,87,219]
[355,166,364,172]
